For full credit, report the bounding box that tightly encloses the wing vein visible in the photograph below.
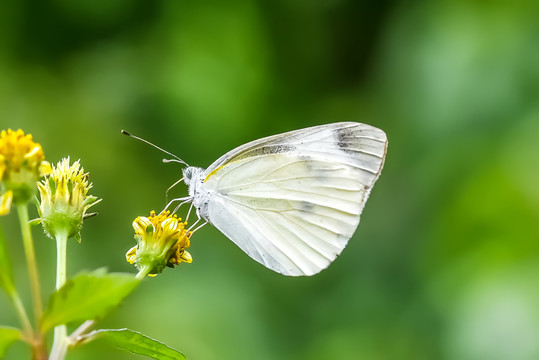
[281,211,343,255]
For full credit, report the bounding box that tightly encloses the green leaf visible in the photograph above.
[41,269,140,332]
[0,326,21,358]
[82,328,187,360]
[0,227,15,294]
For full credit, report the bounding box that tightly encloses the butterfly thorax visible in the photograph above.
[183,166,211,221]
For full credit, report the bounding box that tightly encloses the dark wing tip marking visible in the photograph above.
[335,126,356,152]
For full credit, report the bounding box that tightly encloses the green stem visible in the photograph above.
[136,266,151,280]
[50,230,69,360]
[16,204,47,360]
[10,290,32,334]
[0,224,32,335]
[69,319,95,344]
[49,329,68,360]
[16,204,42,326]
[54,231,68,290]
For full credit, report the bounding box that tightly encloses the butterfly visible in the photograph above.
[125,122,387,276]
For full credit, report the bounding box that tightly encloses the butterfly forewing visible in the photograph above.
[200,122,387,276]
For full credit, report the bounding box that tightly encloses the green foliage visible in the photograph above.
[41,269,139,333]
[0,327,21,358]
[1,0,539,359]
[81,328,186,360]
[0,228,14,294]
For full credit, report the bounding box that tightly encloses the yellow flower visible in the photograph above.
[37,157,101,241]
[126,210,192,277]
[0,129,50,215]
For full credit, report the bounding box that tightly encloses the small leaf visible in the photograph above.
[0,227,15,294]
[28,218,41,227]
[81,328,186,360]
[41,269,140,332]
[0,326,21,357]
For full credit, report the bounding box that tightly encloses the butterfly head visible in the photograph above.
[182,166,194,185]
[182,166,204,190]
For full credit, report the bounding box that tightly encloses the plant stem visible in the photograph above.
[69,320,95,342]
[50,230,69,360]
[16,204,47,360]
[136,266,151,280]
[9,289,33,335]
[16,204,42,327]
[54,230,68,290]
[49,329,68,360]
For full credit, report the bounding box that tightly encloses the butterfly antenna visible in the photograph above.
[163,158,186,165]
[121,130,189,167]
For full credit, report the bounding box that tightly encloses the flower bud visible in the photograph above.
[37,157,101,240]
[0,129,50,215]
[126,211,192,276]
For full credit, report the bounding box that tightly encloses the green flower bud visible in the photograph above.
[37,157,101,240]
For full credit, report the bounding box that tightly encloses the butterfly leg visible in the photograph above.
[185,201,196,222]
[172,198,192,215]
[188,219,208,235]
[163,196,192,213]
[165,177,185,203]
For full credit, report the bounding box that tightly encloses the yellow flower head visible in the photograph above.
[37,157,101,241]
[126,210,192,277]
[0,129,50,215]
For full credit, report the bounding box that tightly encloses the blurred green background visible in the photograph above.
[1,0,539,359]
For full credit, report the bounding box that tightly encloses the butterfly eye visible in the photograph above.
[182,167,193,182]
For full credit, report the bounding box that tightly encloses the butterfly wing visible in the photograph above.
[201,122,387,276]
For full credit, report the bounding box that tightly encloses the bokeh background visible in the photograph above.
[1,0,539,359]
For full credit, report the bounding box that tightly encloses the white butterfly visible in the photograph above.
[176,122,388,276]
